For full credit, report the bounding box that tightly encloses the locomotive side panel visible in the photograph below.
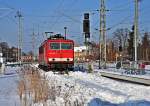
[39,42,48,66]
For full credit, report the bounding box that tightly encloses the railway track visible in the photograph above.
[100,71,150,86]
[30,64,150,86]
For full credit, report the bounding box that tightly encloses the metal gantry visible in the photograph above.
[16,11,23,64]
[32,25,36,62]
[134,0,139,68]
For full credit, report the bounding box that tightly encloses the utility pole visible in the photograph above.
[16,11,23,64]
[99,0,106,69]
[134,0,139,68]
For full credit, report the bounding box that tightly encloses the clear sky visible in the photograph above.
[0,0,149,53]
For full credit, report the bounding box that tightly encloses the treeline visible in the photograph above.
[112,26,150,61]
[90,26,150,61]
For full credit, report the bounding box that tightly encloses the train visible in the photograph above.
[38,34,74,71]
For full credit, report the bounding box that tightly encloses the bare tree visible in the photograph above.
[141,32,150,60]
[113,28,129,51]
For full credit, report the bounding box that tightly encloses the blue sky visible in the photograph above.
[0,0,149,53]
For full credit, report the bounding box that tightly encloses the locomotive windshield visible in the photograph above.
[61,43,72,50]
[50,43,60,50]
[50,42,72,50]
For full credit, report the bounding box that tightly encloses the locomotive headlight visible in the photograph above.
[48,58,55,61]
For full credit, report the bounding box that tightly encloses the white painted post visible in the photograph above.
[0,64,5,74]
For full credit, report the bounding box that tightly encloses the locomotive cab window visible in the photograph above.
[61,43,72,50]
[50,43,60,50]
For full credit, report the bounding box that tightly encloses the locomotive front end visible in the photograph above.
[47,39,74,70]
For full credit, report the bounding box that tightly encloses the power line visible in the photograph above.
[58,12,82,24]
[23,14,61,18]
[108,0,133,11]
[95,0,133,13]
[0,0,16,10]
[48,0,65,31]
[108,15,133,30]
[0,8,13,10]
[49,0,79,31]
[0,8,14,19]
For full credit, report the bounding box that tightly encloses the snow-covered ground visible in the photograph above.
[1,64,150,106]
[33,64,150,106]
[0,66,20,106]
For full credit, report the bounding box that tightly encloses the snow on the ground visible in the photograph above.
[0,66,21,106]
[33,63,150,106]
[68,71,150,101]
[1,63,149,106]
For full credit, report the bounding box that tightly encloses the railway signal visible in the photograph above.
[83,13,90,59]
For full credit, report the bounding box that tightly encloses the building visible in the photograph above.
[74,46,86,62]
[21,55,32,62]
[74,42,100,62]
[0,42,18,62]
[8,47,18,62]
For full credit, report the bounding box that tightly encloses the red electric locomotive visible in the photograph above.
[38,34,74,71]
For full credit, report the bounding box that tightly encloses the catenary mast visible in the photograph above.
[99,0,106,69]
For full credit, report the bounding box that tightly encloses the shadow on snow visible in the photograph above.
[73,66,87,72]
[73,64,88,72]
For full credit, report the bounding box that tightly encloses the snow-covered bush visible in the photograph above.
[88,64,93,73]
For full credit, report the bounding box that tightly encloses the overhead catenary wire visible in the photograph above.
[0,7,14,19]
[49,0,79,31]
[58,11,82,24]
[108,0,133,11]
[0,0,16,10]
[0,0,149,54]
[48,0,65,31]
[23,14,64,18]
[91,0,134,35]
[108,15,133,30]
